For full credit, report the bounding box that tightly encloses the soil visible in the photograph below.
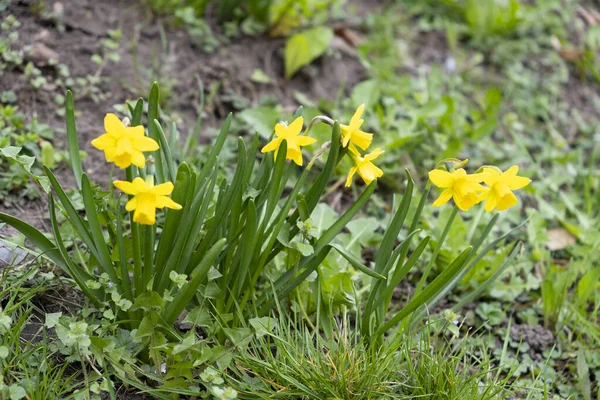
[0,0,370,237]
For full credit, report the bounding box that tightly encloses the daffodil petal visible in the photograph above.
[295,136,317,146]
[287,116,304,136]
[150,182,174,196]
[261,138,280,153]
[130,151,146,168]
[345,167,357,187]
[125,198,137,212]
[288,148,303,166]
[364,148,384,162]
[155,195,182,210]
[433,188,453,207]
[133,135,159,152]
[351,130,373,151]
[350,104,364,127]
[506,175,531,190]
[114,180,139,195]
[91,133,116,150]
[428,170,454,188]
[466,172,489,182]
[127,125,146,137]
[484,194,497,212]
[104,113,125,135]
[496,192,519,210]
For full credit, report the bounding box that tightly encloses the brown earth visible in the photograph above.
[0,0,372,239]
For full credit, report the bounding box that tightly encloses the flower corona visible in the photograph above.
[92,113,159,169]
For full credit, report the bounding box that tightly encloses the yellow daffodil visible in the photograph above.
[113,177,182,225]
[478,166,531,212]
[92,113,159,169]
[345,145,384,187]
[429,168,488,211]
[340,104,373,151]
[261,116,317,166]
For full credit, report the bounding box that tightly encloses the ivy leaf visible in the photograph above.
[284,26,333,79]
[173,333,196,355]
[249,316,278,338]
[45,312,62,328]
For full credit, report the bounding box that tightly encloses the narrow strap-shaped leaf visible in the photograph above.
[362,229,422,334]
[65,91,83,189]
[269,181,376,298]
[375,246,472,336]
[116,199,133,301]
[163,238,227,324]
[229,199,258,307]
[262,140,288,225]
[147,82,165,183]
[0,213,68,276]
[451,242,521,312]
[312,181,376,255]
[258,246,331,314]
[196,113,232,186]
[81,174,119,284]
[414,205,459,295]
[153,120,176,182]
[154,163,192,276]
[372,236,430,310]
[155,169,214,292]
[48,196,102,307]
[44,167,97,256]
[374,170,413,273]
[287,122,341,231]
[130,98,144,126]
[471,213,500,254]
[329,243,385,280]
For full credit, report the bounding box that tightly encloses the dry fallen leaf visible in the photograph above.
[545,228,577,251]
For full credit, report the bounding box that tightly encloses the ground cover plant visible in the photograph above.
[0,0,598,399]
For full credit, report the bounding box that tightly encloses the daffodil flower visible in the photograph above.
[478,166,531,212]
[429,168,488,211]
[345,145,384,187]
[341,104,373,151]
[114,177,182,225]
[261,117,317,166]
[92,114,159,169]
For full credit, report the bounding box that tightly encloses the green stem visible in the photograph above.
[414,206,458,295]
[142,224,154,291]
[466,205,484,244]
[126,167,143,298]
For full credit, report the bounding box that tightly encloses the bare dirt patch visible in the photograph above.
[0,0,370,233]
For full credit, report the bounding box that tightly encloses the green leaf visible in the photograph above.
[290,241,314,256]
[65,91,83,189]
[45,312,62,328]
[351,79,381,109]
[173,333,196,355]
[147,82,165,183]
[376,246,472,336]
[0,346,8,359]
[249,317,278,338]
[9,385,26,400]
[284,26,334,79]
[239,107,279,139]
[184,307,213,328]
[131,292,164,311]
[0,146,21,158]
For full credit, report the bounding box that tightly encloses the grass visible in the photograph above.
[0,0,599,398]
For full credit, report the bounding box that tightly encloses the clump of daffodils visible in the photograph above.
[261,104,384,187]
[429,160,531,212]
[92,114,181,225]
